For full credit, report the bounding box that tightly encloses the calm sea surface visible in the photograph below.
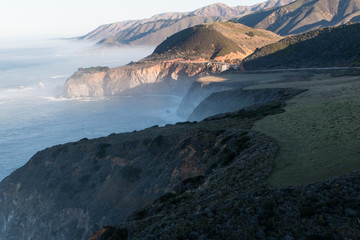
[0,39,185,181]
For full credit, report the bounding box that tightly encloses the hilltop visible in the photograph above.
[237,0,360,35]
[146,22,281,63]
[80,0,294,47]
[64,22,281,98]
[243,23,360,70]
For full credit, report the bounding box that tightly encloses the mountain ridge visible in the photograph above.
[236,0,360,35]
[242,22,360,69]
[79,0,294,46]
[64,22,281,98]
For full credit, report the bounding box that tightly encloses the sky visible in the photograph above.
[0,0,265,38]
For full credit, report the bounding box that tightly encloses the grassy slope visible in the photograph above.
[251,71,360,186]
[186,69,360,186]
[147,22,281,61]
[243,23,360,70]
[152,24,244,59]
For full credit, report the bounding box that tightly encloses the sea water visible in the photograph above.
[0,38,185,181]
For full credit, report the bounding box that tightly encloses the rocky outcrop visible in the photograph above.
[64,22,282,99]
[63,62,231,98]
[188,88,306,121]
[177,78,256,118]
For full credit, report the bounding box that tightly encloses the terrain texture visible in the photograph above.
[0,90,300,240]
[2,9,360,240]
[237,0,360,35]
[80,0,293,47]
[64,22,280,98]
[243,23,360,70]
[90,69,360,240]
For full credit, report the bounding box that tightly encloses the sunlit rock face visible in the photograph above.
[63,62,230,98]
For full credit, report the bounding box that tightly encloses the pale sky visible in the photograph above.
[0,0,265,38]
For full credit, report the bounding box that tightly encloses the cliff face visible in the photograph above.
[188,88,305,121]
[0,99,289,240]
[63,62,230,98]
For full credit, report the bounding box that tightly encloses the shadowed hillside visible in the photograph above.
[243,23,360,70]
[237,0,360,35]
[147,22,281,62]
[152,25,244,60]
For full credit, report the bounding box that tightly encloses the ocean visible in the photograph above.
[0,38,185,181]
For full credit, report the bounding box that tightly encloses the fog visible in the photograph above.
[0,39,184,181]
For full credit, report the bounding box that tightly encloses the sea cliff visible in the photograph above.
[63,61,232,98]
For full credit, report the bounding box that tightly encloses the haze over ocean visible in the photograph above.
[0,39,185,181]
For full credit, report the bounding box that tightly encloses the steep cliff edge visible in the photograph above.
[63,61,229,98]
[63,22,281,98]
[0,95,297,240]
[188,88,305,121]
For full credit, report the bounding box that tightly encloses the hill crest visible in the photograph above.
[237,0,360,35]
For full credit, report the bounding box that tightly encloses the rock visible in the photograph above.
[63,61,232,98]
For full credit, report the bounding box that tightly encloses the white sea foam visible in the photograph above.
[51,75,68,79]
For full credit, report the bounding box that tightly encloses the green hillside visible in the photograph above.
[151,24,244,60]
[243,23,360,70]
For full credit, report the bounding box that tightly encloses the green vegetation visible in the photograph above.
[119,166,142,182]
[96,143,111,158]
[243,23,360,70]
[246,31,255,37]
[79,174,91,184]
[77,66,110,73]
[153,24,244,60]
[51,146,68,159]
[253,72,360,186]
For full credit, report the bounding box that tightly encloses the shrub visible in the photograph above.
[79,174,91,184]
[119,166,142,182]
[96,143,111,158]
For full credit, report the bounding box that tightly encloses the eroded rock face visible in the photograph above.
[188,88,305,121]
[0,116,258,240]
[63,62,230,98]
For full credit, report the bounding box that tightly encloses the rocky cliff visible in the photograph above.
[63,61,230,98]
[177,76,255,118]
[188,88,305,121]
[0,90,299,240]
[64,22,281,98]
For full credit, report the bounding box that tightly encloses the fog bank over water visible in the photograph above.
[0,39,184,181]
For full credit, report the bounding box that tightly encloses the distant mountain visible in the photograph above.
[97,16,225,47]
[147,22,282,62]
[79,0,294,46]
[242,23,360,69]
[237,0,360,35]
[64,22,281,98]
